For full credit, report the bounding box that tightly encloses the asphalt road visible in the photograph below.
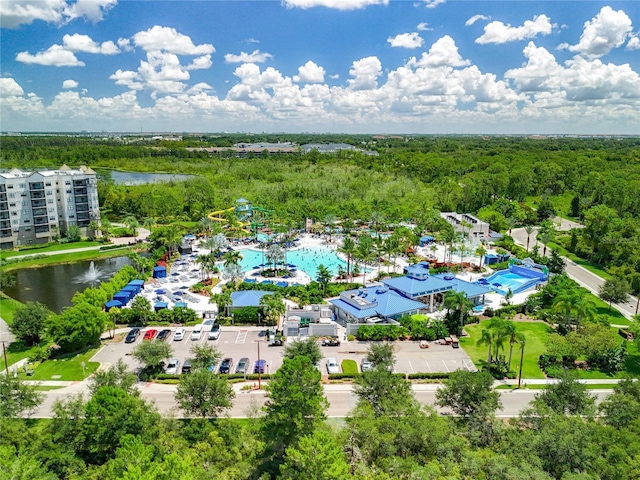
[29,381,612,419]
[511,225,638,319]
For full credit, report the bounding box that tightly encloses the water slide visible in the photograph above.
[207,207,235,223]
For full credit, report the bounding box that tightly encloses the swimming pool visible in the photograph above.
[482,270,542,295]
[238,245,348,280]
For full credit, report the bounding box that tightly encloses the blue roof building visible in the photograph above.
[329,286,424,324]
[230,290,274,308]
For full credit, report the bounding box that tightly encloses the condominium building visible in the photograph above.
[0,165,100,249]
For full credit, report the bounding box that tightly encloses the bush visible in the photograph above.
[28,345,52,363]
[341,359,358,374]
[328,373,363,380]
[407,372,451,380]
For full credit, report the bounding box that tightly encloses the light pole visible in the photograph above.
[2,341,8,375]
[257,340,261,390]
[517,340,525,389]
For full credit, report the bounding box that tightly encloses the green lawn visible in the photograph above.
[18,346,101,381]
[0,340,34,372]
[495,383,616,390]
[461,321,554,379]
[341,359,358,374]
[3,246,143,272]
[0,241,102,259]
[0,295,23,325]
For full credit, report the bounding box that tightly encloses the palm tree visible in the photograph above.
[439,227,456,265]
[370,211,385,238]
[506,217,517,236]
[196,254,211,280]
[443,291,472,335]
[553,292,580,329]
[517,333,527,388]
[323,214,337,242]
[373,236,385,278]
[524,225,535,252]
[477,327,495,366]
[197,217,213,236]
[356,235,374,287]
[88,220,100,240]
[223,249,242,267]
[382,235,399,275]
[142,216,157,232]
[574,294,597,329]
[504,321,518,370]
[122,215,139,237]
[475,245,487,268]
[316,264,331,294]
[487,317,509,364]
[339,235,357,282]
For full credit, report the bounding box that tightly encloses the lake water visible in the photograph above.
[5,256,132,313]
[110,170,196,185]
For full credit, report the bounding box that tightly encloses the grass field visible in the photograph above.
[3,246,143,272]
[495,384,616,390]
[0,340,33,372]
[341,359,358,374]
[18,346,101,381]
[0,241,102,260]
[0,295,23,325]
[461,321,554,379]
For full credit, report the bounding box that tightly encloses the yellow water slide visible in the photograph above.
[208,206,252,234]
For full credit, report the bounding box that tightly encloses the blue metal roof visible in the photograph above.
[231,290,273,307]
[330,286,424,320]
[432,273,493,298]
[383,274,451,298]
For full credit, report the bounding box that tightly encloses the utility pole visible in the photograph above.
[517,341,525,389]
[2,342,8,375]
[257,340,261,390]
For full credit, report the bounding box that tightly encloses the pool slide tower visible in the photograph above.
[207,198,272,235]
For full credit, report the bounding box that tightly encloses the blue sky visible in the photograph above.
[1,0,639,134]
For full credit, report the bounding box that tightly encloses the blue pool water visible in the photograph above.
[238,245,348,280]
[482,270,539,294]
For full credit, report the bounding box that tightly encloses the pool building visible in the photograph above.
[329,262,493,326]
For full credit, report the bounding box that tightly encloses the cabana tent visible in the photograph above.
[113,291,130,305]
[153,266,167,278]
[154,302,168,311]
[104,300,122,312]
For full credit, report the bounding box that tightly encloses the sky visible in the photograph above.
[1,0,639,134]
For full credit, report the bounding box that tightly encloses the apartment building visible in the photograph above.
[0,165,100,249]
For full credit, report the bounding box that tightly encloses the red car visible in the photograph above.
[143,329,158,341]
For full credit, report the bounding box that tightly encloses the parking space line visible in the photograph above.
[442,360,450,372]
[236,330,248,344]
[424,361,432,373]
[407,361,415,373]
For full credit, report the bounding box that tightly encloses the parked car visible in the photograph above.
[191,324,203,341]
[173,327,186,341]
[325,357,340,374]
[219,358,234,374]
[143,329,158,341]
[124,327,141,343]
[208,324,221,340]
[157,329,172,341]
[165,358,180,374]
[235,357,250,374]
[253,359,267,374]
[181,358,192,374]
[322,337,341,347]
[360,358,373,372]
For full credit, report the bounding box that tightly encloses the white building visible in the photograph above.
[440,212,491,240]
[0,165,100,249]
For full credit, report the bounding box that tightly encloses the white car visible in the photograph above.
[361,358,373,372]
[325,357,340,375]
[173,328,186,341]
[165,358,180,375]
[191,324,204,341]
[208,324,221,340]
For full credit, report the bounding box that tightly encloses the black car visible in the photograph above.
[125,327,141,343]
[219,358,234,374]
[181,359,192,374]
[157,329,172,341]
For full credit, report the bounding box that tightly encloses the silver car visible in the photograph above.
[361,358,373,372]
[235,357,250,374]
[325,357,340,375]
[165,358,180,375]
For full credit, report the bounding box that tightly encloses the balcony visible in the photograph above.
[78,219,90,227]
[76,205,89,213]
[74,195,89,204]
[31,199,46,208]
[32,208,47,216]
[0,202,8,212]
[0,193,7,201]
[0,221,10,229]
[74,187,88,195]
[0,212,9,220]
[30,191,45,200]
[0,229,12,238]
[35,225,50,234]
[34,216,49,226]
[77,212,90,221]
[29,182,44,190]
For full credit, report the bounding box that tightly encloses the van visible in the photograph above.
[191,324,203,341]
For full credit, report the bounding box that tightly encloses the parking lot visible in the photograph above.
[93,325,476,375]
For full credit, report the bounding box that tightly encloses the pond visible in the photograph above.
[5,256,132,313]
[109,170,196,185]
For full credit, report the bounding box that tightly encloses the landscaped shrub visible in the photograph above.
[341,359,358,374]
[328,373,363,380]
[355,325,408,341]
[407,372,451,380]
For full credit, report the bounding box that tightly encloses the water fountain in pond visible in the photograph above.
[74,261,104,284]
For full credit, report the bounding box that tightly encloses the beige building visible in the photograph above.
[0,165,100,249]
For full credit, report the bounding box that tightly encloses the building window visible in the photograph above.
[11,212,16,216]
[46,191,52,195]
[65,181,71,185]
[47,199,53,204]
[9,203,15,207]
[66,190,71,194]
[12,220,18,225]
[48,207,54,212]
[8,193,15,198]
[45,182,51,186]
[7,185,13,189]
[19,184,25,188]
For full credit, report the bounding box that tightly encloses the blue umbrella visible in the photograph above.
[173,290,184,295]
[171,272,180,276]
[493,283,502,287]
[155,289,166,294]
[180,285,189,289]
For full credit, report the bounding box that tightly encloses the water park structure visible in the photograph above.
[208,198,273,236]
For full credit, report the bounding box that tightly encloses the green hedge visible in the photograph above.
[407,372,451,380]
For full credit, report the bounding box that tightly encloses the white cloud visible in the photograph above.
[224,50,273,63]
[62,79,78,88]
[423,0,445,9]
[294,61,326,83]
[117,38,133,52]
[388,32,424,49]
[0,0,116,28]
[348,56,382,90]
[329,74,340,79]
[561,6,633,58]
[408,35,470,68]
[133,26,215,55]
[62,34,119,54]
[505,42,640,102]
[476,14,554,44]
[416,22,432,32]
[186,55,213,70]
[282,0,388,11]
[16,45,85,67]
[627,37,640,51]
[0,78,24,96]
[465,14,490,27]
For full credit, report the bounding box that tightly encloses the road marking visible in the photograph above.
[424,361,432,373]
[407,361,415,373]
[236,330,248,344]
[442,360,450,372]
